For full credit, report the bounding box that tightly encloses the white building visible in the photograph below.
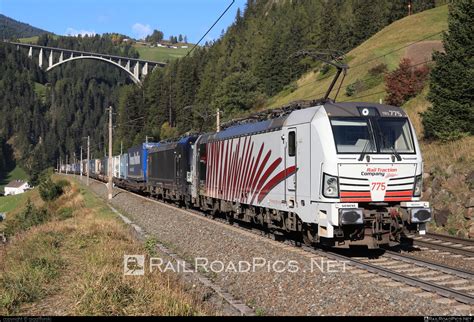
[4,180,30,196]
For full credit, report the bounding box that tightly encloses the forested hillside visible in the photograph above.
[0,14,51,39]
[115,0,438,146]
[0,34,140,183]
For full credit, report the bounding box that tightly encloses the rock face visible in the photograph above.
[466,171,474,190]
[434,208,449,227]
[466,197,474,209]
[424,164,473,238]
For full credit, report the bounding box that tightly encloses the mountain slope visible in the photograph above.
[267,5,448,108]
[0,14,51,39]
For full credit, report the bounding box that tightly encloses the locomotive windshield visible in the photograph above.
[375,118,414,153]
[330,118,376,153]
[330,117,415,154]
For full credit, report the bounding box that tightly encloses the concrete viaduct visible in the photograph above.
[5,41,166,84]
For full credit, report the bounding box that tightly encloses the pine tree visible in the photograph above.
[422,0,474,140]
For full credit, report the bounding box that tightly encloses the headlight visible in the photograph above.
[339,208,363,225]
[413,174,422,197]
[323,173,339,198]
[410,208,431,223]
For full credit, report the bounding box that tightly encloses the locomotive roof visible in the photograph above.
[323,102,407,118]
[199,116,287,143]
[149,135,198,153]
[196,101,408,143]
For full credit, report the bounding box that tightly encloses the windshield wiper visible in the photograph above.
[390,146,402,161]
[373,120,402,161]
[358,139,372,161]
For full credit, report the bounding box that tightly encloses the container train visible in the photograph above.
[62,101,432,249]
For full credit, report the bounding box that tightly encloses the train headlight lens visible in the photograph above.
[339,208,364,225]
[323,173,339,198]
[410,208,431,223]
[413,175,422,197]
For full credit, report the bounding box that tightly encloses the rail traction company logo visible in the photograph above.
[124,254,145,275]
[361,167,398,178]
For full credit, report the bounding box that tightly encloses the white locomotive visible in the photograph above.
[189,101,431,248]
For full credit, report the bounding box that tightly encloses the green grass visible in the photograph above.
[267,5,448,108]
[0,166,29,194]
[133,44,192,62]
[18,36,39,44]
[0,192,31,213]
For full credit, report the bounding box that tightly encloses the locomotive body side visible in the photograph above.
[147,136,197,204]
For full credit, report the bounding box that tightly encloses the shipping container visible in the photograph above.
[113,155,121,178]
[119,153,128,179]
[100,158,107,176]
[127,143,160,182]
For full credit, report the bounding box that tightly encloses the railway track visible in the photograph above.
[402,232,474,257]
[81,176,474,307]
[304,247,474,305]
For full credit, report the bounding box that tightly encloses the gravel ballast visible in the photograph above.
[80,177,472,315]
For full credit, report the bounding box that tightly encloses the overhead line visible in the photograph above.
[185,0,235,58]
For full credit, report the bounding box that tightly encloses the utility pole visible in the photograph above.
[120,141,123,155]
[80,146,83,181]
[87,136,90,186]
[216,108,220,133]
[66,155,68,175]
[108,106,113,200]
[408,0,412,16]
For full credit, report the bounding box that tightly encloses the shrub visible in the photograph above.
[39,178,67,202]
[345,79,367,97]
[368,63,388,76]
[345,83,356,97]
[4,199,50,236]
[384,58,430,106]
[320,64,331,75]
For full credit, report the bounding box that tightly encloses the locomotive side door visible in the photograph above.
[285,127,297,208]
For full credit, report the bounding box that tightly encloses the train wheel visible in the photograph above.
[303,224,316,246]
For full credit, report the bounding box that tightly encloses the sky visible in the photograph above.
[0,0,247,43]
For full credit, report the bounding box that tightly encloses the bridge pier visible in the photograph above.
[28,47,32,58]
[49,51,53,68]
[39,48,43,67]
[142,62,148,77]
[134,62,140,80]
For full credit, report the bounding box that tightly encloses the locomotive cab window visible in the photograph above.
[288,131,296,156]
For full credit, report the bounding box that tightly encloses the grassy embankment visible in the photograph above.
[0,176,214,315]
[266,5,448,108]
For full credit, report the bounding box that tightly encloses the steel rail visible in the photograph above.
[307,247,474,305]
